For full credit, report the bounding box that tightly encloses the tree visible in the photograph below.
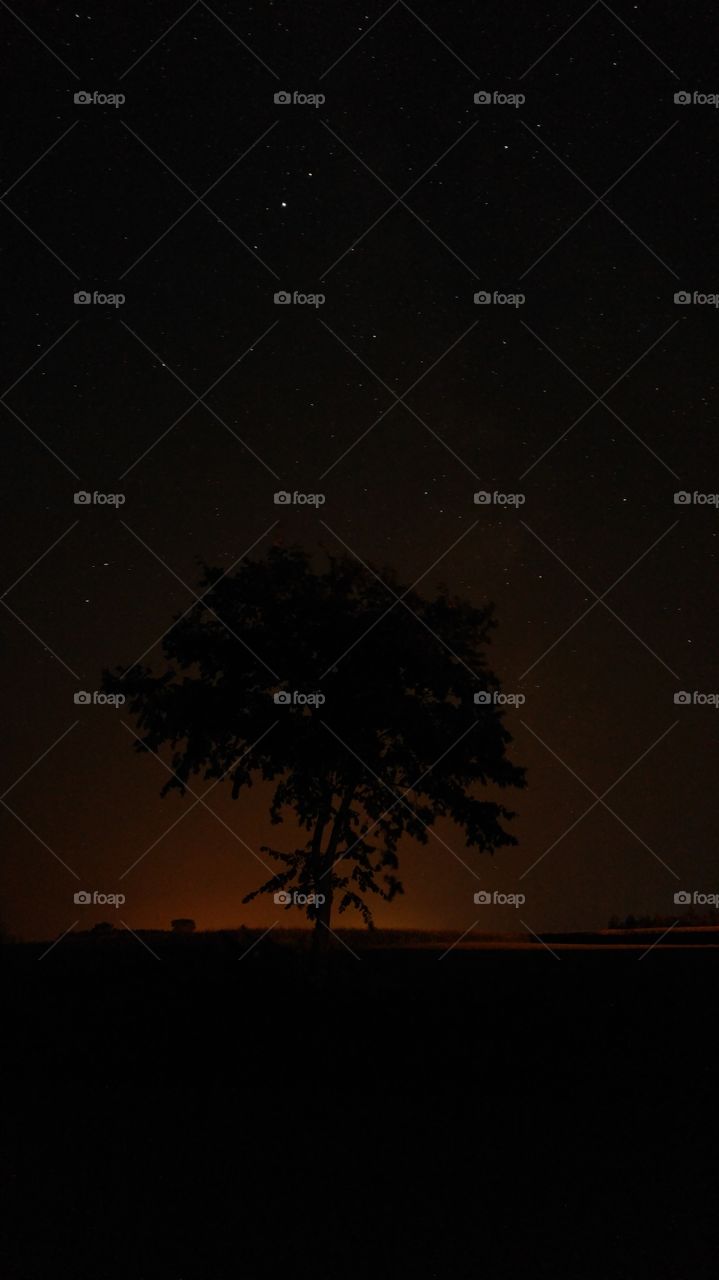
[105,546,525,945]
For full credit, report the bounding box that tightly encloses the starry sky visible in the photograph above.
[1,0,718,942]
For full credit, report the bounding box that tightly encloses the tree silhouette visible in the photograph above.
[105,546,525,943]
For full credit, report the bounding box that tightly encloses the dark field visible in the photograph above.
[2,934,717,1278]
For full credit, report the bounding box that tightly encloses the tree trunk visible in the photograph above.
[311,781,355,959]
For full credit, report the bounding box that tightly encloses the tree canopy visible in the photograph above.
[105,545,525,937]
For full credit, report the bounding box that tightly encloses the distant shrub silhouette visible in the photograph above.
[171,918,196,933]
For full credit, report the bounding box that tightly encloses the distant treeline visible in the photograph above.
[609,909,719,929]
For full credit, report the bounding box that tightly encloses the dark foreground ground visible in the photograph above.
[2,935,717,1278]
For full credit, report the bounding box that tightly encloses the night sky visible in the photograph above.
[1,0,718,942]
